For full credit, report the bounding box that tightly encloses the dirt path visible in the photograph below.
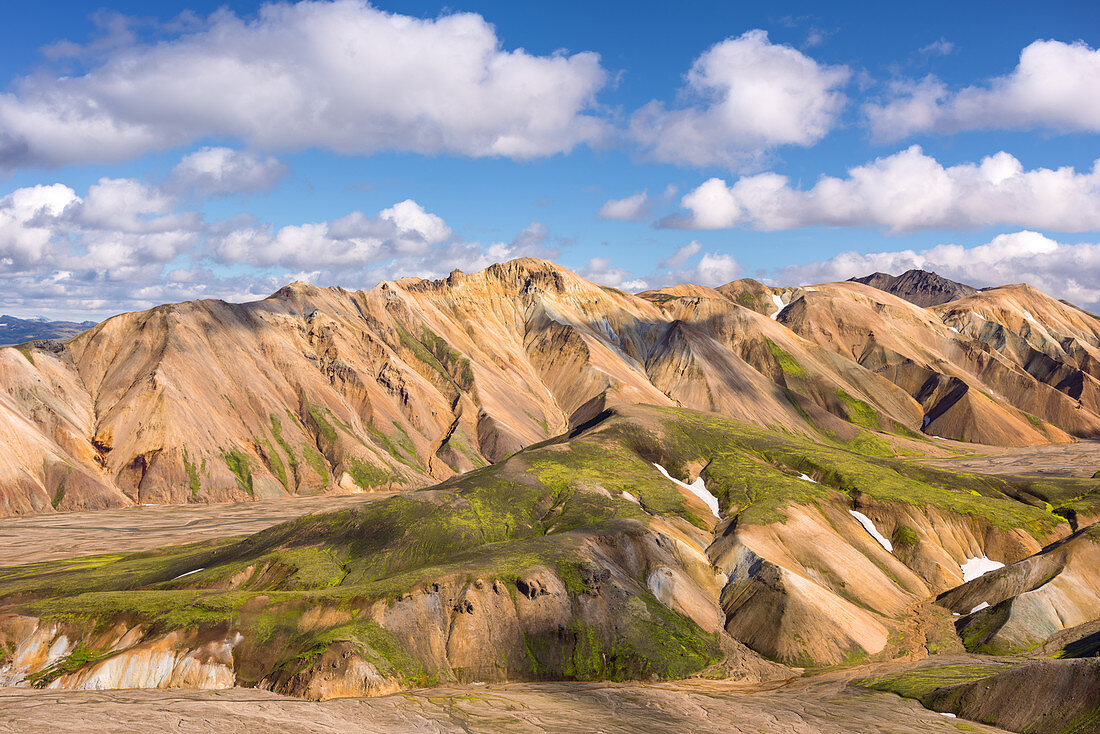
[0,492,395,566]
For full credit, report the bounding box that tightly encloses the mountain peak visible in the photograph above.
[851,269,977,307]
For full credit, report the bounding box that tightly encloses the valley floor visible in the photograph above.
[0,669,1010,734]
[0,492,395,565]
[920,439,1100,478]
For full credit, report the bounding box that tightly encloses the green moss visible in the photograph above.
[262,440,289,490]
[305,403,338,444]
[345,458,398,490]
[844,430,895,457]
[51,480,66,509]
[15,344,35,366]
[766,339,806,378]
[292,619,427,682]
[25,643,111,688]
[301,443,329,481]
[183,451,202,499]
[835,388,880,430]
[857,663,1015,704]
[223,449,253,496]
[269,415,301,486]
[892,525,919,549]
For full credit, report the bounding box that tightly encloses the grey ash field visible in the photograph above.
[1,260,1099,733]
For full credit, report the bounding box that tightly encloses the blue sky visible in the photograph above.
[0,0,1098,319]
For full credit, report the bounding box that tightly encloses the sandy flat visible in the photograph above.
[0,492,395,566]
[921,439,1100,477]
[0,673,1009,734]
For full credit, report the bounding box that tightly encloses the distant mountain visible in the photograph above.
[850,269,978,307]
[0,314,97,345]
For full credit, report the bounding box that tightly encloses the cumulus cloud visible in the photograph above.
[0,0,608,169]
[0,159,568,318]
[578,242,739,293]
[166,147,287,197]
[866,39,1100,140]
[630,30,849,168]
[208,198,459,269]
[776,230,1100,311]
[667,146,1100,234]
[598,191,650,221]
[578,257,647,291]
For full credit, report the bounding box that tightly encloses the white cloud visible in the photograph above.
[867,39,1100,140]
[777,230,1100,311]
[578,257,647,291]
[630,30,849,168]
[658,241,701,269]
[579,244,740,293]
[668,146,1100,234]
[378,200,452,245]
[167,147,287,197]
[919,38,955,56]
[0,1,608,169]
[598,191,650,221]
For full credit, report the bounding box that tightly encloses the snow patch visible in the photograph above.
[941,713,957,718]
[849,510,893,553]
[798,473,816,483]
[171,568,205,581]
[961,556,1004,582]
[653,463,719,518]
[770,294,786,320]
[621,491,638,504]
[969,602,990,614]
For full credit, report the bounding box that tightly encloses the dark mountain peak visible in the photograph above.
[851,269,978,307]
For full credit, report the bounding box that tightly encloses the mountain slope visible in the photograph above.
[2,258,1100,518]
[0,405,1095,698]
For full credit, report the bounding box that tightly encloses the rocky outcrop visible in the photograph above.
[938,523,1100,653]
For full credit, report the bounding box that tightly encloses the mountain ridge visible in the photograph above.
[850,268,979,307]
[0,257,1098,517]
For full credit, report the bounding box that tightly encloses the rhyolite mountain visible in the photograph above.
[851,269,979,307]
[0,259,1099,734]
[2,258,1100,517]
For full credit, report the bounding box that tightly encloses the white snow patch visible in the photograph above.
[171,568,205,581]
[941,713,957,718]
[969,602,990,614]
[1023,309,1036,323]
[622,491,638,504]
[850,510,893,553]
[653,463,719,518]
[798,473,817,483]
[961,556,1004,582]
[948,326,960,334]
[770,294,786,320]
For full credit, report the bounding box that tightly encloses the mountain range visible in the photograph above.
[2,258,1098,516]
[0,315,98,346]
[0,259,1097,732]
